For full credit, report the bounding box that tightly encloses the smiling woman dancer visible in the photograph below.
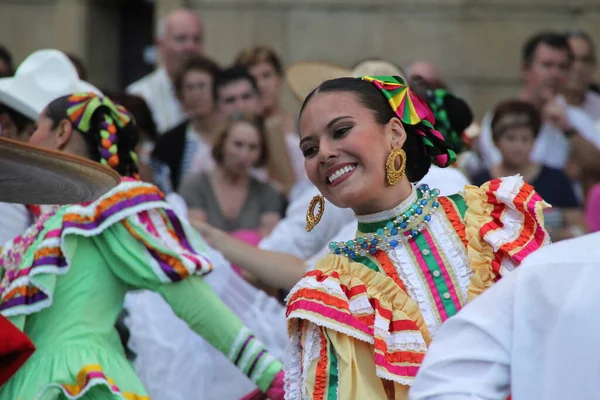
[284,76,550,400]
[0,92,284,400]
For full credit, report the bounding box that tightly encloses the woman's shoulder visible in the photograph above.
[62,178,169,235]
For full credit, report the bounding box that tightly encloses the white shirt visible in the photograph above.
[479,101,600,169]
[582,90,600,121]
[409,232,600,400]
[0,203,30,245]
[127,68,186,134]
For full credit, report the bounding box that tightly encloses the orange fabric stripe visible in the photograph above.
[122,220,191,279]
[375,251,406,292]
[288,288,349,312]
[439,197,468,248]
[313,329,329,400]
[63,187,159,224]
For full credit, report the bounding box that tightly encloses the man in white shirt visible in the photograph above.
[127,9,203,133]
[409,232,600,400]
[565,30,600,121]
[478,32,600,175]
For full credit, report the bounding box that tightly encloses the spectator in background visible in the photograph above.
[180,112,285,236]
[127,8,203,133]
[565,30,600,121]
[0,45,13,78]
[103,91,158,183]
[478,32,600,181]
[407,60,448,89]
[473,99,584,241]
[235,46,299,193]
[190,65,306,192]
[65,53,87,80]
[235,46,295,133]
[151,56,220,192]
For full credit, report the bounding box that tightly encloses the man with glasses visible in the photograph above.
[477,31,600,178]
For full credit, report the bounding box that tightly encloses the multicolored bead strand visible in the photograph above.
[329,184,440,259]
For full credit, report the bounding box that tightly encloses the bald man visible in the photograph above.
[407,60,447,89]
[128,8,204,133]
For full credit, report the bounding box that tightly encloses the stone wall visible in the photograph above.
[1,0,599,120]
[185,0,600,119]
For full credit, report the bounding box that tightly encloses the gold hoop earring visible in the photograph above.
[306,195,325,232]
[385,147,407,186]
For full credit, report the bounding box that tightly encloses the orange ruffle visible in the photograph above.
[463,177,550,301]
[287,255,431,383]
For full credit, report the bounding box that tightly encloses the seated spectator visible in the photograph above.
[151,56,220,192]
[472,99,585,240]
[180,111,285,236]
[190,65,306,194]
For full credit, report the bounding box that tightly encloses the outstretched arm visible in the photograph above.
[157,276,284,395]
[192,219,306,290]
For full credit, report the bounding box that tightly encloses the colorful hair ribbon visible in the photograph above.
[360,76,457,168]
[66,93,133,169]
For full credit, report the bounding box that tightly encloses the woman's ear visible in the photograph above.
[54,119,73,150]
[388,117,407,148]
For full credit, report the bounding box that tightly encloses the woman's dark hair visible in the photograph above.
[46,95,140,178]
[103,90,158,142]
[491,99,542,143]
[211,111,269,168]
[299,77,432,182]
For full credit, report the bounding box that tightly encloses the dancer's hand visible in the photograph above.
[265,370,285,400]
[239,370,285,400]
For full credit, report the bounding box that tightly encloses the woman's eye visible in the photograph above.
[302,146,317,158]
[333,126,351,138]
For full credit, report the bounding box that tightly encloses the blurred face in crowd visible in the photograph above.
[0,109,35,142]
[496,125,535,169]
[158,10,204,74]
[180,69,214,119]
[221,120,262,175]
[522,43,571,103]
[567,37,596,94]
[216,79,262,119]
[249,62,282,113]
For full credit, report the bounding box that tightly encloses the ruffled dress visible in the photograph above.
[284,176,550,400]
[0,178,282,399]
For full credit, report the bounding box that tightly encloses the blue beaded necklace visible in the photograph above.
[329,184,440,259]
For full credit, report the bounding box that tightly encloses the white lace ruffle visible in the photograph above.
[125,249,286,400]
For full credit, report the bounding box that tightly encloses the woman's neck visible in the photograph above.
[263,103,282,120]
[352,179,414,216]
[191,115,214,141]
[564,89,586,107]
[213,165,249,186]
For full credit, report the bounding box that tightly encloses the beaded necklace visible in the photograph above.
[328,184,440,258]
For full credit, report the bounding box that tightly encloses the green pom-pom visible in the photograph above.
[100,130,110,139]
[109,144,118,154]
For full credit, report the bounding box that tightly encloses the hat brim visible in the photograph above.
[0,137,120,204]
[286,61,352,102]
